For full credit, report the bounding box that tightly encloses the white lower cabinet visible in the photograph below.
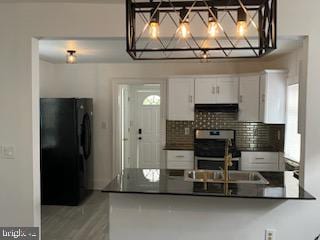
[241,151,280,171]
[166,150,194,169]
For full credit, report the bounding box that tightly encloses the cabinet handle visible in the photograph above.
[175,155,185,158]
[212,86,215,94]
[189,95,193,103]
[255,157,265,160]
[216,86,220,94]
[239,95,243,103]
[262,94,265,103]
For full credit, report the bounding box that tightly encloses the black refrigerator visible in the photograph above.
[40,98,93,206]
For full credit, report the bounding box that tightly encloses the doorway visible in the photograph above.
[114,80,166,174]
[121,84,161,169]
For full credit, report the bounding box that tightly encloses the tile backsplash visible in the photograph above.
[166,121,194,149]
[166,112,285,152]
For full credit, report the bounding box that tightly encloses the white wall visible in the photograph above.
[110,193,320,240]
[40,59,273,189]
[1,1,320,238]
[0,2,124,227]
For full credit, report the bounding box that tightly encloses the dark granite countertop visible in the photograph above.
[102,169,315,200]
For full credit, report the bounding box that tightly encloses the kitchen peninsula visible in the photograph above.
[104,169,315,240]
[103,169,314,200]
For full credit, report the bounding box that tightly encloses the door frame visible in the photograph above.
[112,78,167,178]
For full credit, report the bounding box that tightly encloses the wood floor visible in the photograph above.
[41,191,109,240]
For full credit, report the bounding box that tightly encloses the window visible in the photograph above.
[142,95,160,106]
[284,84,301,162]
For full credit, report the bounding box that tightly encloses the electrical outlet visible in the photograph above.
[265,229,276,240]
[184,127,190,135]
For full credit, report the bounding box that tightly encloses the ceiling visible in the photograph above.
[39,38,132,63]
[39,37,304,64]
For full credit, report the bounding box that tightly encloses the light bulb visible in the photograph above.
[208,21,219,38]
[66,50,77,64]
[177,21,190,39]
[237,21,247,36]
[237,8,247,37]
[149,21,160,39]
[201,51,208,59]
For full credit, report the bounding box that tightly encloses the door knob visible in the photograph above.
[138,137,142,140]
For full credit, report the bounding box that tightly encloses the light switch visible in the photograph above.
[2,145,15,159]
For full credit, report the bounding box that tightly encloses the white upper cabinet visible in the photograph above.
[195,76,239,104]
[215,77,239,103]
[238,75,260,122]
[167,78,194,121]
[195,77,216,104]
[259,70,288,124]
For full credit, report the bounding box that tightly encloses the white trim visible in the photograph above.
[112,78,167,178]
[32,38,41,228]
[168,70,289,79]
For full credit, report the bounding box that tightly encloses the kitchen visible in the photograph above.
[165,70,287,173]
[1,0,320,240]
[39,37,310,240]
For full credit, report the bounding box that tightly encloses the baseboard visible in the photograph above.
[89,179,111,190]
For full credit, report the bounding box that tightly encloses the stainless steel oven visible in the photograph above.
[194,130,241,170]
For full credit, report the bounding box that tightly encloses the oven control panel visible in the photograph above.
[195,130,235,140]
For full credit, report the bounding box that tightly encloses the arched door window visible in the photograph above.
[142,95,160,106]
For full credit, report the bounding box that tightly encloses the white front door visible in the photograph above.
[130,86,161,168]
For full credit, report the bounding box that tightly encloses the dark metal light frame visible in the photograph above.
[126,0,277,60]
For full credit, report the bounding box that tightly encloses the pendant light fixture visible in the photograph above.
[66,50,77,64]
[177,8,190,39]
[237,8,247,37]
[149,9,160,39]
[126,0,277,60]
[207,8,219,38]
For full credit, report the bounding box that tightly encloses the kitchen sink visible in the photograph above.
[184,170,269,185]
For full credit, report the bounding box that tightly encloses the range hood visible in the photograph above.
[195,104,239,113]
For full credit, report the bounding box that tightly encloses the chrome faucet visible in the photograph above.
[223,138,233,183]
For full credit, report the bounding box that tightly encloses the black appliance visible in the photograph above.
[40,98,93,206]
[194,129,241,170]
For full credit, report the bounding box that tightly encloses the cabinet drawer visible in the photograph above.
[241,152,279,171]
[167,161,194,170]
[241,163,279,171]
[242,152,279,164]
[167,150,194,162]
